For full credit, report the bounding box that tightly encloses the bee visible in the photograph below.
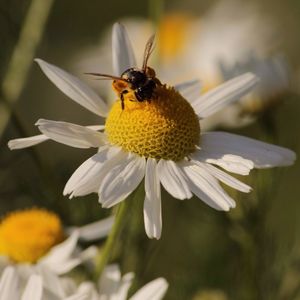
[86,35,161,110]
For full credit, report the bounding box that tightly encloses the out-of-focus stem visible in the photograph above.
[1,0,55,137]
[148,0,164,67]
[149,0,164,29]
[95,200,131,279]
[95,184,144,280]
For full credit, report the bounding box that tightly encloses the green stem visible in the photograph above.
[95,199,131,279]
[148,0,164,67]
[95,183,145,279]
[1,0,55,137]
[148,0,164,29]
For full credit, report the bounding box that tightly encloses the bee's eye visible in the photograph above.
[128,71,147,86]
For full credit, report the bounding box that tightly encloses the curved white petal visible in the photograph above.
[157,160,192,200]
[67,216,114,242]
[0,267,19,300]
[99,153,146,208]
[201,132,296,168]
[64,146,123,198]
[39,231,79,275]
[75,282,98,300]
[8,125,104,150]
[144,158,162,239]
[98,265,135,300]
[111,273,135,300]
[36,119,106,149]
[21,275,43,300]
[34,265,66,298]
[112,23,137,76]
[174,79,201,103]
[86,125,105,131]
[195,161,252,193]
[35,59,108,117]
[130,278,168,300]
[98,264,122,296]
[193,73,258,119]
[64,294,89,300]
[8,134,48,149]
[180,161,235,211]
[192,148,254,176]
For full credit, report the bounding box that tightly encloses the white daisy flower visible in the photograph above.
[72,6,284,129]
[216,52,290,126]
[0,208,112,288]
[8,23,296,240]
[69,264,168,300]
[0,265,88,300]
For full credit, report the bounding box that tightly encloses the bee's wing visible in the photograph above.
[142,34,155,71]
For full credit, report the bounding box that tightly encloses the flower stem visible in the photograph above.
[149,0,164,29]
[95,199,131,279]
[95,183,145,279]
[0,0,54,137]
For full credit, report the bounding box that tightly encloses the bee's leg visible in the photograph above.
[120,90,128,110]
[135,92,143,102]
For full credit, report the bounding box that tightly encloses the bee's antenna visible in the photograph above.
[142,34,155,71]
[85,72,128,83]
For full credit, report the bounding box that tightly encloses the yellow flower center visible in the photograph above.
[105,85,200,161]
[0,208,63,263]
[158,13,192,61]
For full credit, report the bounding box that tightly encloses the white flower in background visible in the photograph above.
[8,23,296,240]
[0,265,85,300]
[72,0,289,129]
[215,53,290,126]
[0,266,44,300]
[0,208,112,285]
[70,264,168,300]
[0,264,168,300]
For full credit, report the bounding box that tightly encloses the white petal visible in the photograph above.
[36,119,106,149]
[193,73,258,118]
[130,278,168,300]
[174,79,201,103]
[76,282,99,300]
[180,161,235,211]
[195,161,252,193]
[35,59,108,117]
[111,273,135,300]
[0,267,19,300]
[39,231,79,274]
[64,146,123,198]
[99,154,146,208]
[7,125,104,150]
[112,23,136,76]
[144,158,162,239]
[67,216,114,242]
[98,264,124,296]
[192,148,254,176]
[8,134,48,149]
[21,275,43,300]
[86,125,105,131]
[157,160,192,200]
[64,294,89,300]
[34,265,66,298]
[201,132,296,168]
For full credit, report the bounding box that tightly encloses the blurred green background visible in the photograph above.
[1,0,300,299]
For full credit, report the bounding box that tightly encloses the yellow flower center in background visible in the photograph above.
[158,13,192,61]
[105,85,200,161]
[0,208,63,263]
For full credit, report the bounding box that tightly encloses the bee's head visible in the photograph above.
[121,68,147,89]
